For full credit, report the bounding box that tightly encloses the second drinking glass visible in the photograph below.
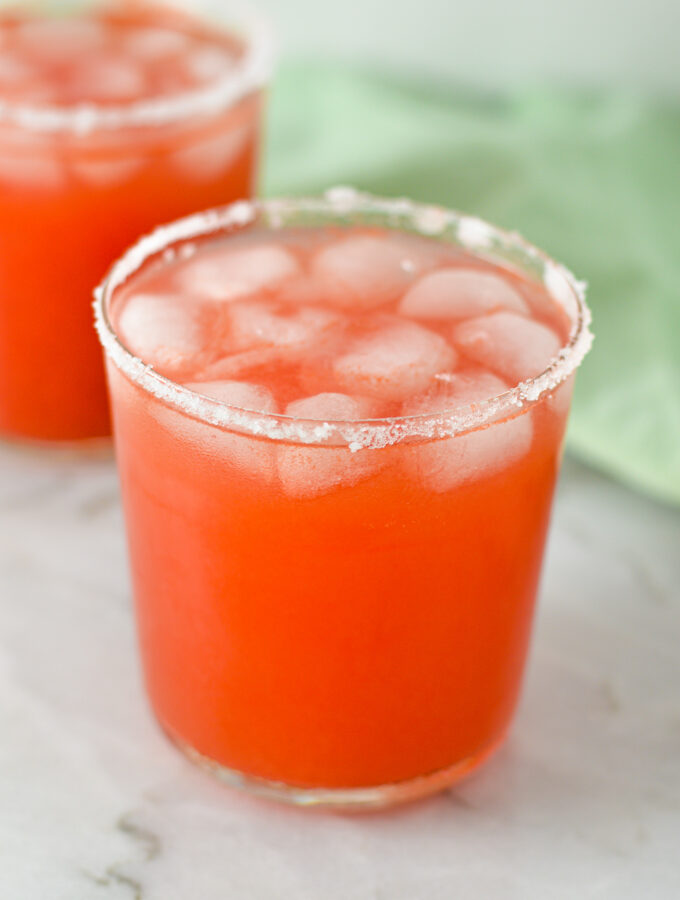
[0,0,272,441]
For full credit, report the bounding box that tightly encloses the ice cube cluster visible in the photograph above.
[0,11,249,191]
[0,15,240,106]
[112,224,570,497]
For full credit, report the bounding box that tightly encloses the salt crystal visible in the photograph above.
[456,216,496,249]
[413,207,450,236]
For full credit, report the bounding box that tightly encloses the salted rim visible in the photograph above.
[0,1,273,135]
[94,187,593,450]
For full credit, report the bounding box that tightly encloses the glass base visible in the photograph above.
[173,736,501,811]
[0,431,113,458]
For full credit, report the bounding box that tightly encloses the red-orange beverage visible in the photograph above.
[96,191,592,808]
[0,1,271,441]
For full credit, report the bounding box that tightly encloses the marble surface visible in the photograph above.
[0,441,678,899]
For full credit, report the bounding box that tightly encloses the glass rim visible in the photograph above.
[94,187,593,449]
[0,1,273,135]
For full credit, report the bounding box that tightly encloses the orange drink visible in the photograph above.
[96,190,592,808]
[0,1,271,441]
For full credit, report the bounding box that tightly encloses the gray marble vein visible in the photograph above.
[0,440,678,899]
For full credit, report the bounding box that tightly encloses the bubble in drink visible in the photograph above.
[453,311,562,383]
[400,269,529,320]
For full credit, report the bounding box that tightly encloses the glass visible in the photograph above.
[95,189,592,809]
[0,0,272,441]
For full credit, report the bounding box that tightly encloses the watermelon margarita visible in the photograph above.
[96,190,592,808]
[0,1,271,441]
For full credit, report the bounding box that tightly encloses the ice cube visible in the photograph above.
[184,45,236,84]
[453,312,562,384]
[171,124,252,181]
[310,235,420,309]
[226,300,344,353]
[0,153,65,191]
[387,231,449,273]
[187,379,277,413]
[177,244,300,302]
[17,18,107,62]
[71,156,145,188]
[334,318,457,401]
[399,268,529,320]
[402,372,533,491]
[165,379,278,480]
[277,392,383,498]
[116,293,211,378]
[197,346,283,381]
[75,56,147,102]
[0,53,39,88]
[123,26,191,61]
[273,273,330,307]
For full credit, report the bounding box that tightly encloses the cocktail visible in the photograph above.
[0,0,271,441]
[95,189,592,808]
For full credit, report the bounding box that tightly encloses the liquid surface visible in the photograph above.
[114,225,570,418]
[0,5,241,107]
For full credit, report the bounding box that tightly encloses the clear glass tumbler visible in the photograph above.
[0,0,272,441]
[95,190,592,809]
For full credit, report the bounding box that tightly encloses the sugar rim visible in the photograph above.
[94,187,593,449]
[0,1,273,135]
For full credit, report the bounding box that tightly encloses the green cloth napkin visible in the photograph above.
[264,62,680,506]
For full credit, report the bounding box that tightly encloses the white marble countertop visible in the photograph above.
[0,441,678,899]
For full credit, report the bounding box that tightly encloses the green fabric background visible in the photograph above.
[264,63,680,506]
